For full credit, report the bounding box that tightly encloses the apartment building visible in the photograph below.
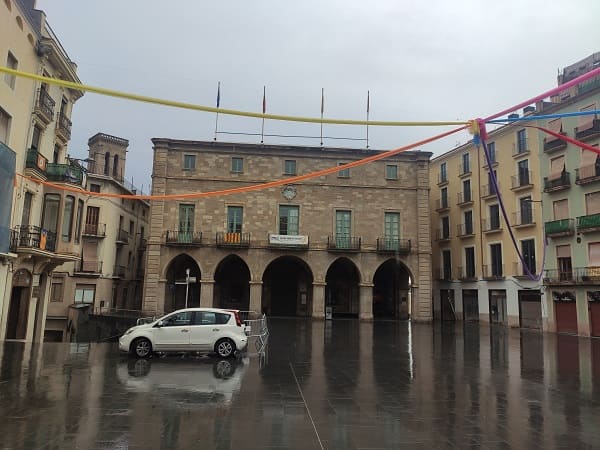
[45,133,150,342]
[540,53,600,337]
[0,0,84,342]
[430,117,544,329]
[143,140,433,321]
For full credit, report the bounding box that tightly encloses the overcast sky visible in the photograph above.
[37,0,600,192]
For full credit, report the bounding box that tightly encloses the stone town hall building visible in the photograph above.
[142,140,433,321]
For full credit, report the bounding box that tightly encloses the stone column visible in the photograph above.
[312,281,326,319]
[199,280,214,308]
[359,283,374,321]
[249,281,263,313]
[414,157,433,322]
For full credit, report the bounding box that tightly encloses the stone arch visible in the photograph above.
[6,269,32,339]
[325,257,361,318]
[163,254,201,312]
[372,258,413,319]
[262,255,313,317]
[213,254,251,311]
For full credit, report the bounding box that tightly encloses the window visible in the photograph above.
[465,247,475,278]
[335,210,352,248]
[85,206,100,235]
[21,191,32,226]
[61,195,74,242]
[74,284,95,304]
[585,191,600,215]
[489,204,500,229]
[490,243,503,276]
[487,142,496,164]
[53,144,60,164]
[549,155,565,180]
[113,154,119,178]
[442,250,452,280]
[31,125,42,151]
[520,196,533,224]
[337,162,350,178]
[50,280,64,302]
[579,104,596,131]
[4,51,17,89]
[74,199,84,244]
[42,194,60,234]
[129,220,134,235]
[178,204,194,243]
[462,153,470,174]
[589,243,600,266]
[464,210,473,235]
[462,179,471,202]
[231,157,243,173]
[194,311,230,325]
[441,216,450,239]
[553,199,569,220]
[521,239,536,274]
[384,212,400,240]
[518,159,529,186]
[385,165,398,180]
[162,311,192,327]
[279,205,299,235]
[556,245,572,281]
[440,162,447,182]
[183,154,195,170]
[517,129,527,153]
[284,160,297,175]
[89,184,100,193]
[227,206,243,233]
[487,170,497,196]
[0,107,10,144]
[441,187,448,208]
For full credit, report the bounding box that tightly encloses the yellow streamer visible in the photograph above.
[0,66,469,127]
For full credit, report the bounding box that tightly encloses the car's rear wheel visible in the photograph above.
[131,338,152,358]
[215,338,235,358]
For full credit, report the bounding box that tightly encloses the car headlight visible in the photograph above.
[124,328,135,336]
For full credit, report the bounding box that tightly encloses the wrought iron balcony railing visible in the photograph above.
[482,218,502,233]
[483,264,504,279]
[435,228,451,241]
[575,164,600,184]
[544,267,600,284]
[46,163,85,186]
[575,118,600,141]
[457,223,474,237]
[327,236,361,252]
[83,223,106,237]
[376,238,410,254]
[25,148,48,173]
[457,191,472,205]
[116,229,129,244]
[544,172,571,192]
[511,171,533,189]
[457,266,477,281]
[55,113,72,141]
[34,88,55,124]
[512,208,535,227]
[12,225,57,252]
[165,230,203,246]
[543,134,568,153]
[216,232,251,247]
[76,260,103,273]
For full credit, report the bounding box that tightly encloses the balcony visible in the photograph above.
[544,267,600,285]
[11,225,57,252]
[436,266,453,281]
[575,118,600,141]
[376,238,411,254]
[483,264,504,280]
[33,88,55,125]
[165,231,203,246]
[577,213,600,233]
[459,163,471,177]
[437,172,448,185]
[543,269,574,284]
[575,164,600,185]
[482,218,502,234]
[512,139,530,157]
[511,171,533,191]
[327,236,361,252]
[116,229,129,245]
[138,238,147,251]
[82,223,106,238]
[55,113,72,142]
[435,228,451,242]
[457,191,473,206]
[25,148,48,176]
[46,162,85,187]
[544,218,574,237]
[543,134,568,153]
[435,198,450,212]
[513,261,535,279]
[577,267,600,284]
[457,266,477,281]
[512,209,535,228]
[268,234,309,250]
[543,172,571,192]
[216,232,251,247]
[75,260,103,274]
[456,223,474,238]
[481,183,499,199]
[113,265,126,278]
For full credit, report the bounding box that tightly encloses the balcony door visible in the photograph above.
[384,212,400,250]
[178,204,194,244]
[335,210,352,248]
[85,206,99,235]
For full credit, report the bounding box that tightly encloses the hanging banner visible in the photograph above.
[269,234,308,246]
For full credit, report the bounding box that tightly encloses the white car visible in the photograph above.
[119,308,248,358]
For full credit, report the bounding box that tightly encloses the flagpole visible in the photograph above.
[320,88,324,146]
[214,81,220,141]
[366,90,370,149]
[261,86,266,144]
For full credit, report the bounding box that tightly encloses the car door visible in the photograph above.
[189,311,229,351]
[153,311,192,351]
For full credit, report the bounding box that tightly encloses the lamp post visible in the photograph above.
[185,268,190,308]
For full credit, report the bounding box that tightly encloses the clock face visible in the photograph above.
[282,185,297,200]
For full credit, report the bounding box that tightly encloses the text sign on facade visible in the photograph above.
[269,234,308,246]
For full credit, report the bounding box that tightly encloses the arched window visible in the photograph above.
[113,154,119,178]
[104,152,110,175]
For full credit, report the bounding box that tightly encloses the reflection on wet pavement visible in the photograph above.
[1,320,600,449]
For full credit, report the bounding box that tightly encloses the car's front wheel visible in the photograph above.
[215,338,235,358]
[131,337,152,358]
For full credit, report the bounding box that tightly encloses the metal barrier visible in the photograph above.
[239,311,269,354]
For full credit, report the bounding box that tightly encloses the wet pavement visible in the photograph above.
[1,320,600,449]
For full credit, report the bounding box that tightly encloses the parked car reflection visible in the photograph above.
[117,355,248,406]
